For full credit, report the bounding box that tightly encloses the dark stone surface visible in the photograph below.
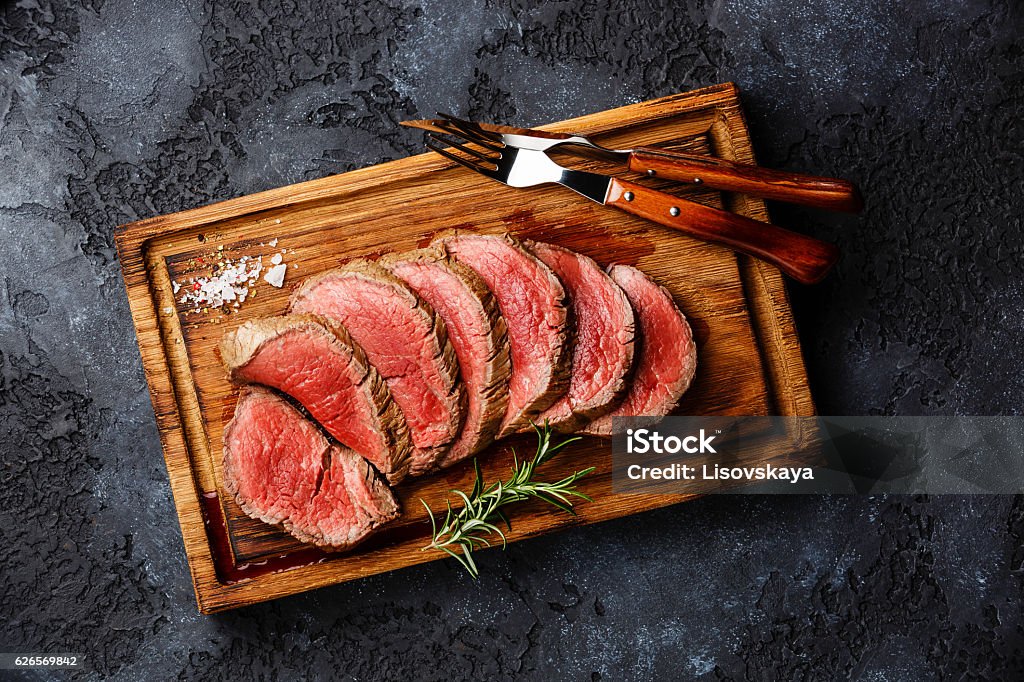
[1,0,1022,679]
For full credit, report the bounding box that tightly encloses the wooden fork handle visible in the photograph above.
[627,147,863,213]
[605,178,839,285]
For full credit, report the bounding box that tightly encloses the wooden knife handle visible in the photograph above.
[627,147,863,213]
[605,178,839,285]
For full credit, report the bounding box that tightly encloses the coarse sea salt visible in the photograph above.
[175,254,263,313]
[264,263,287,288]
[172,244,290,314]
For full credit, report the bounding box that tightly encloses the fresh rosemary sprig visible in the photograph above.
[421,422,595,578]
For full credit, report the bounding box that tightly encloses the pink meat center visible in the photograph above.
[390,260,487,458]
[611,266,692,416]
[234,328,388,471]
[293,276,453,451]
[446,238,561,424]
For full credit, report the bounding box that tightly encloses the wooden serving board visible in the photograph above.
[116,83,818,614]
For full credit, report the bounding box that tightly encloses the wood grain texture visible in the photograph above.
[114,83,819,614]
[626,147,864,212]
[605,177,839,284]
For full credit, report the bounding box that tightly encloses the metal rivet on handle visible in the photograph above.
[646,169,656,177]
[670,206,680,217]
[624,191,635,201]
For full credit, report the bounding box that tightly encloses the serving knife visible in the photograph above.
[402,116,863,213]
[416,120,839,285]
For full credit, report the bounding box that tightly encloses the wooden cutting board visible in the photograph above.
[115,83,818,614]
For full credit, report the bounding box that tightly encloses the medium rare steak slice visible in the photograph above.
[223,386,399,549]
[381,246,511,469]
[437,233,571,437]
[584,265,697,436]
[290,260,464,475]
[525,241,636,431]
[220,314,412,484]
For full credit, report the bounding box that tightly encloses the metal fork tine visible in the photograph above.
[437,112,501,139]
[468,135,505,154]
[425,132,498,166]
[456,132,504,155]
[425,139,497,177]
[417,117,505,154]
[436,112,505,151]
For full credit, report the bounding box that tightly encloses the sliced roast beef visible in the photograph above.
[220,314,412,484]
[525,241,636,431]
[223,386,399,549]
[380,246,511,468]
[584,265,697,436]
[436,233,571,437]
[290,260,464,475]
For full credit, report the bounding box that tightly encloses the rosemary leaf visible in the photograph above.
[420,422,592,578]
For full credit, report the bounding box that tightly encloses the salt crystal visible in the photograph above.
[264,263,287,288]
[174,252,263,312]
[270,253,283,265]
[269,238,279,246]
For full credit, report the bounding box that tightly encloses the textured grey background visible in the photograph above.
[1,0,1022,679]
